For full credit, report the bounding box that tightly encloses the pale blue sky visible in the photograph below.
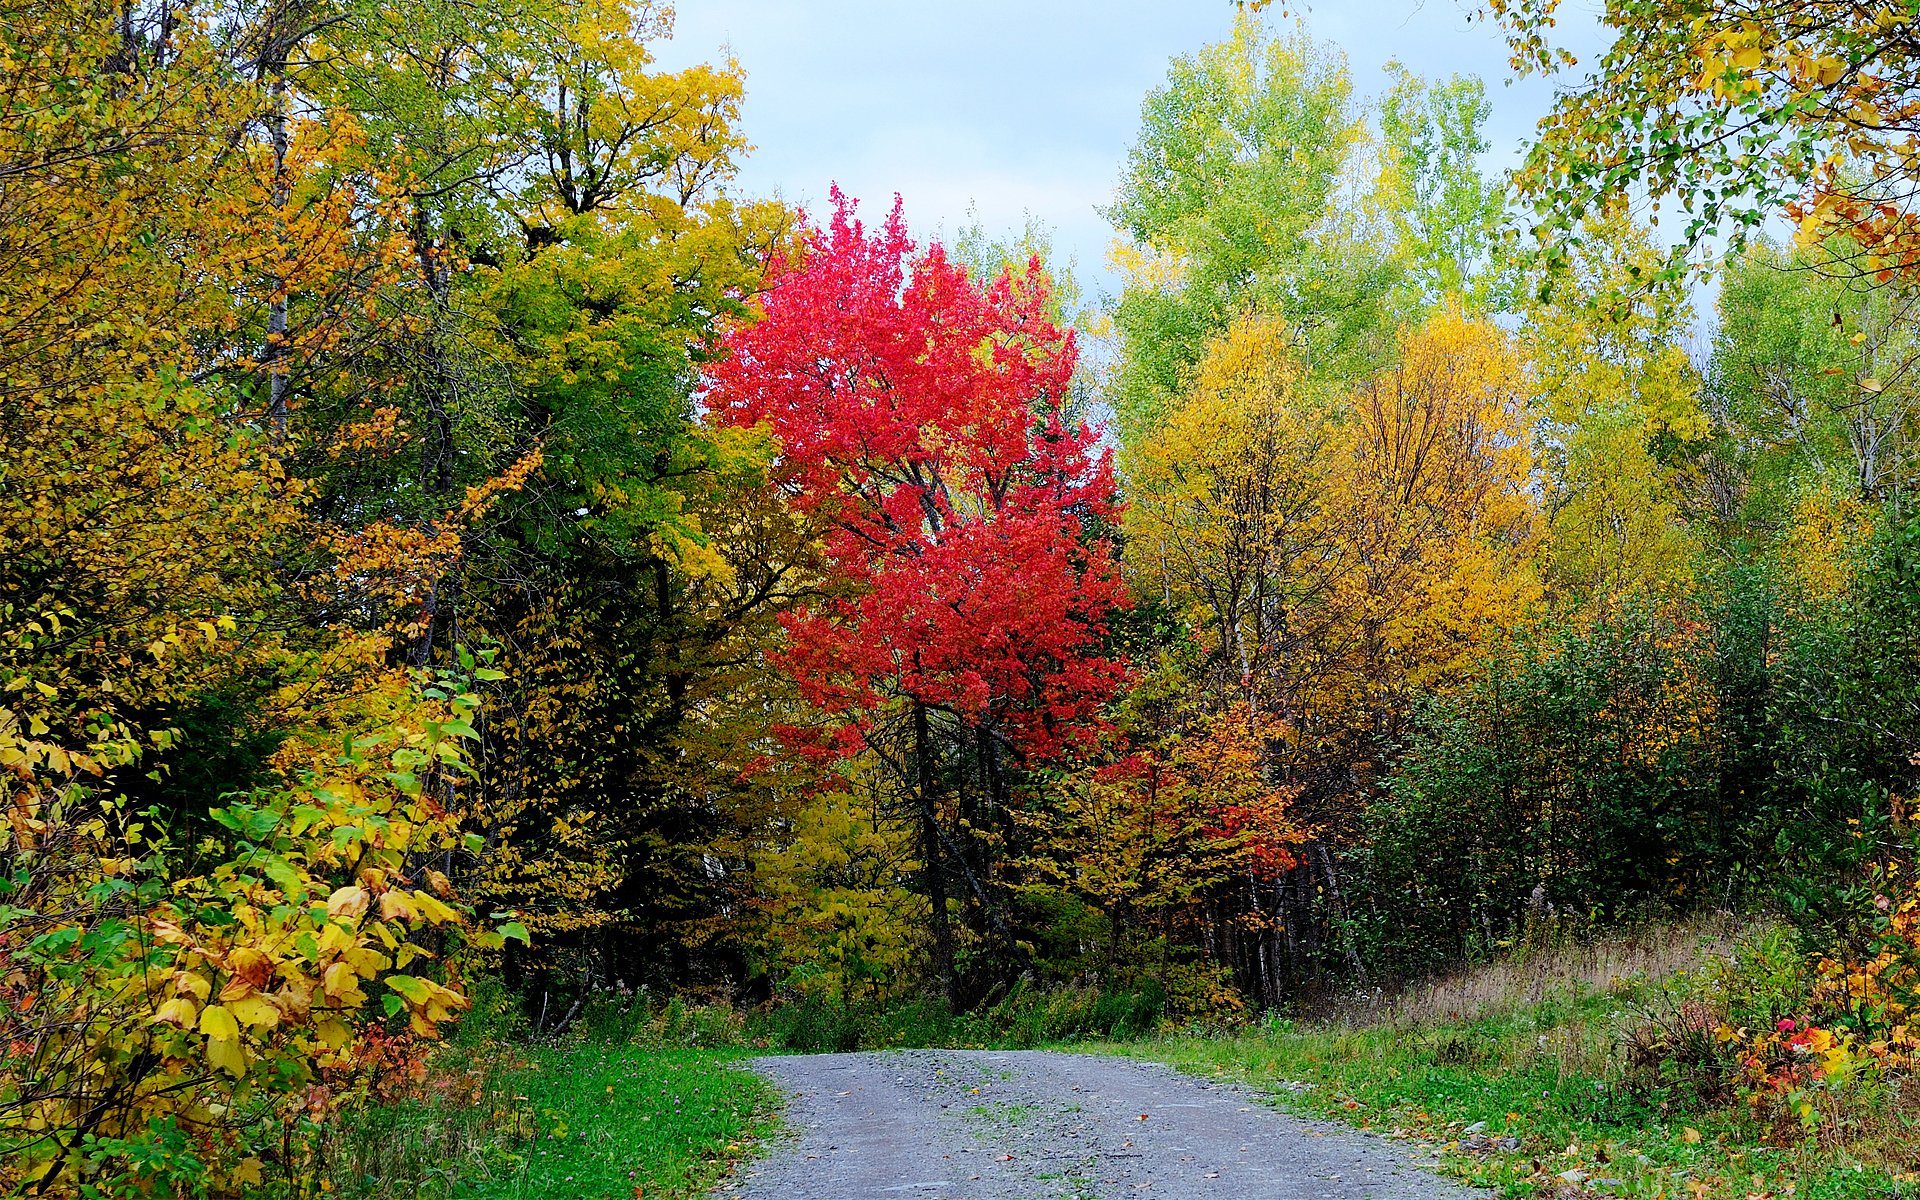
[654,1,1609,298]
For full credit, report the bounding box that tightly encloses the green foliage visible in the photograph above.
[1368,601,1728,971]
[1106,14,1371,440]
[1711,239,1920,506]
[1375,65,1509,309]
[1765,510,1920,949]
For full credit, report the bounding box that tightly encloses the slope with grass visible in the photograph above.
[1104,919,1919,1200]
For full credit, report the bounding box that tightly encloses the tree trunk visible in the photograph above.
[916,702,958,1007]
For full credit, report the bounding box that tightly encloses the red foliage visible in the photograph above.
[706,188,1127,757]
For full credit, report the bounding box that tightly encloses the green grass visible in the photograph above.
[317,1044,774,1200]
[1094,987,1920,1199]
[465,1045,774,1200]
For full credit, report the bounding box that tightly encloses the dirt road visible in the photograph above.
[723,1049,1486,1200]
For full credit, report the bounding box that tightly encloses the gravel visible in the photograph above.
[720,1049,1489,1200]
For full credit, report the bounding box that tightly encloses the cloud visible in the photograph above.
[657,0,1610,294]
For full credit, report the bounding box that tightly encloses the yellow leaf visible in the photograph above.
[207,1034,247,1078]
[318,922,354,956]
[229,995,281,1030]
[343,945,390,976]
[1681,1127,1702,1144]
[322,961,359,1000]
[315,1015,353,1050]
[327,885,369,919]
[412,890,460,924]
[199,1004,240,1041]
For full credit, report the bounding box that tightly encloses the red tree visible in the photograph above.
[704,189,1128,1001]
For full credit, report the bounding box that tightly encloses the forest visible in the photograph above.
[8,0,1920,1195]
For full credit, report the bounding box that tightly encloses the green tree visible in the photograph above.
[1713,237,1920,506]
[1375,65,1510,309]
[1106,15,1370,442]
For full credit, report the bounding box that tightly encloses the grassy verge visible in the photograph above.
[312,1041,774,1200]
[1094,920,1920,1200]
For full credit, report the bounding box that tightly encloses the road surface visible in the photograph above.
[722,1049,1487,1200]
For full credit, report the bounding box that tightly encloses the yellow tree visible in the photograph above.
[1124,315,1337,729]
[1120,305,1536,994]
[1522,209,1705,604]
[1125,307,1537,798]
[1017,717,1304,1006]
[1316,307,1541,772]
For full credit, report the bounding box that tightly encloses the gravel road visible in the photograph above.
[721,1049,1487,1200]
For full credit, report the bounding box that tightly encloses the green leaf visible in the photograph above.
[260,855,304,900]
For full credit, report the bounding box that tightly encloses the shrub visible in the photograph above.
[0,664,521,1195]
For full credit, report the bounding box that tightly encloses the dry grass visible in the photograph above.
[1328,911,1764,1030]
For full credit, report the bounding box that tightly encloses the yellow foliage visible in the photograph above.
[1523,209,1705,603]
[1,665,513,1192]
[1127,307,1539,789]
[745,784,928,1004]
[1782,481,1873,603]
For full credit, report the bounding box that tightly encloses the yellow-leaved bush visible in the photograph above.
[0,660,525,1196]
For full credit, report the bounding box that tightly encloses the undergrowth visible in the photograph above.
[283,988,775,1200]
[577,981,1169,1054]
[1102,914,1920,1199]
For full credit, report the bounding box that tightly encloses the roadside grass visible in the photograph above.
[1094,918,1920,1200]
[314,1039,774,1200]
[310,915,1920,1200]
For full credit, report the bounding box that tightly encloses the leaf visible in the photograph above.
[326,885,370,919]
[315,1016,353,1050]
[207,1034,247,1078]
[198,1004,240,1041]
[260,854,304,899]
[229,995,281,1030]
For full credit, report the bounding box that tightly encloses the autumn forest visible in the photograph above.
[10,0,1920,1195]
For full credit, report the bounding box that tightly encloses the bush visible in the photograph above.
[0,664,518,1196]
[551,984,1172,1055]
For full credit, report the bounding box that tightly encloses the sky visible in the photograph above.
[652,1,1611,301]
